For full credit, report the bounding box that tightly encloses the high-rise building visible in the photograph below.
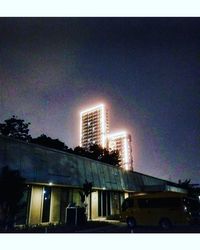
[109,131,133,171]
[80,104,109,149]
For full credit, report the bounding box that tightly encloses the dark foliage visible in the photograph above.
[83,179,93,197]
[31,134,68,151]
[101,148,119,166]
[0,166,26,230]
[0,115,31,142]
[0,116,119,166]
[73,144,119,167]
[89,144,104,160]
[74,146,88,156]
[178,179,200,197]
[178,179,192,188]
[79,179,93,204]
[178,179,199,190]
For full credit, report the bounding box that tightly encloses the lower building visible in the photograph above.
[0,135,185,225]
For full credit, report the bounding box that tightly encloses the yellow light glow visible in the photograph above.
[80,111,82,146]
[80,103,107,148]
[124,137,129,170]
[80,103,105,115]
[101,105,105,148]
[109,131,130,170]
[109,131,127,139]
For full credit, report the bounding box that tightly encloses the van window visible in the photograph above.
[122,198,134,211]
[138,197,181,208]
[138,198,149,208]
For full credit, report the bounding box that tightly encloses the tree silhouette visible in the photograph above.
[0,117,119,166]
[0,115,31,142]
[79,179,93,203]
[88,144,119,166]
[178,179,192,188]
[74,146,88,157]
[89,144,104,160]
[83,179,93,197]
[0,166,26,230]
[74,144,119,166]
[79,179,93,220]
[178,179,200,197]
[101,148,119,166]
[31,134,68,151]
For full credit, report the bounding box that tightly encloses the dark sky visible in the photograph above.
[0,17,200,183]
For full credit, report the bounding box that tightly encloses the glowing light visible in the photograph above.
[109,131,129,171]
[49,182,53,186]
[80,104,105,115]
[80,103,107,148]
[101,104,105,148]
[124,136,129,171]
[109,131,127,139]
[80,111,82,146]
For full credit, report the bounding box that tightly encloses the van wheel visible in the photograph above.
[159,218,172,230]
[127,217,136,229]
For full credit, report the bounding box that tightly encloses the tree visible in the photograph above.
[79,179,93,220]
[177,179,199,190]
[83,179,93,197]
[73,144,120,166]
[0,115,31,142]
[31,134,68,151]
[73,146,88,156]
[178,179,199,197]
[101,148,119,166]
[79,179,93,204]
[88,144,119,166]
[89,144,104,160]
[0,166,26,230]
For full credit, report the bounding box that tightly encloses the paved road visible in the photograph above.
[77,221,200,233]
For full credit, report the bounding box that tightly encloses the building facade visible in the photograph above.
[0,135,185,226]
[109,131,133,171]
[80,104,109,149]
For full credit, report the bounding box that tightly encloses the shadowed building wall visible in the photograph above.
[0,135,186,225]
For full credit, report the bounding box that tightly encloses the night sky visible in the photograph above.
[0,17,200,184]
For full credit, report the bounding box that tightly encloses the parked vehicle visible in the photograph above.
[120,191,200,230]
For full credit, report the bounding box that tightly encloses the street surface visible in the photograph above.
[77,220,200,233]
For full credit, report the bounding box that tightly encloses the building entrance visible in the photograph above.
[98,190,111,217]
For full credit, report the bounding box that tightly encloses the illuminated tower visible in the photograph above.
[80,104,109,149]
[109,131,133,171]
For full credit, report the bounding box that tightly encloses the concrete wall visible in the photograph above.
[50,187,61,223]
[91,191,98,219]
[29,186,43,224]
